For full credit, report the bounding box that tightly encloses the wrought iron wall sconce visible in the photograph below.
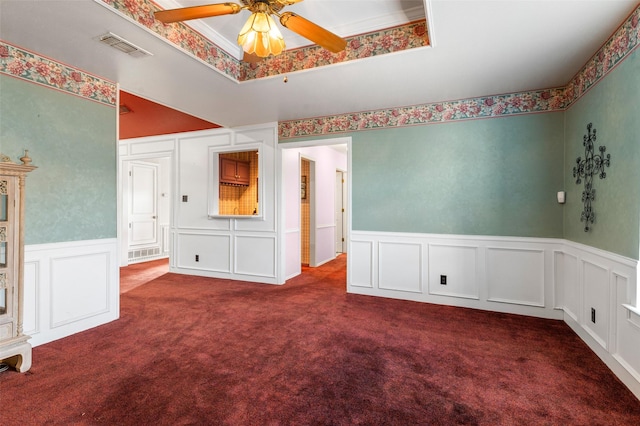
[572,123,611,232]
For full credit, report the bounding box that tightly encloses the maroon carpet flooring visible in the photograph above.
[1,255,639,425]
[119,258,169,294]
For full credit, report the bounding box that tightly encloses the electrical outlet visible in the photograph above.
[195,254,199,262]
[440,275,447,285]
[182,195,188,202]
[591,307,596,323]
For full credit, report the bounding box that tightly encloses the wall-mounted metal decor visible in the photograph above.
[572,123,611,232]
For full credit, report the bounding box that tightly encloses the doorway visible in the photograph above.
[300,158,316,266]
[121,156,172,266]
[128,160,158,252]
[281,138,350,282]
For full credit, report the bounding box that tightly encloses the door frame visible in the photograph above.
[118,147,174,267]
[300,156,317,267]
[279,136,352,280]
[335,169,347,254]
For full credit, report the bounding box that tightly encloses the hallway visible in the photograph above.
[120,258,169,293]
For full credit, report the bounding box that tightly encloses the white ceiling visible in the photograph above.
[1,0,638,128]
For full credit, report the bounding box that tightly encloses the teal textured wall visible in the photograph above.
[564,49,640,259]
[352,115,564,236]
[0,75,117,244]
[282,112,565,238]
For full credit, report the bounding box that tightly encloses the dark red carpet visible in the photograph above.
[1,255,639,425]
[119,257,169,293]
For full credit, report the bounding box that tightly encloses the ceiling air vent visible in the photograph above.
[97,32,152,58]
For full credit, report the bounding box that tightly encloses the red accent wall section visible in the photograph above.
[119,91,220,139]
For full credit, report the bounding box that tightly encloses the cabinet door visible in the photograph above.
[235,160,250,185]
[220,157,239,184]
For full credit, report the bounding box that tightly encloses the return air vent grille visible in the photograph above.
[128,247,161,263]
[97,32,152,58]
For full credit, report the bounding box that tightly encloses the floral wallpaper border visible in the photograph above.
[279,4,640,139]
[2,2,638,134]
[278,88,568,138]
[241,20,428,80]
[99,0,429,82]
[0,41,117,107]
[564,3,640,107]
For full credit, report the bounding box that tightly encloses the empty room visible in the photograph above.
[1,0,640,423]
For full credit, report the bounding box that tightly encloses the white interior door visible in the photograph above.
[128,161,158,247]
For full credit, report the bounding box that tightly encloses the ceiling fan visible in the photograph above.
[154,0,347,59]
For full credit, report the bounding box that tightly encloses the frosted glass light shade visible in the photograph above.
[237,12,285,57]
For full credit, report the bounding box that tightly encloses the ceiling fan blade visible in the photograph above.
[154,3,242,24]
[279,12,346,53]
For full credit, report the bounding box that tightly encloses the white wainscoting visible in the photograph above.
[350,240,373,288]
[581,259,610,349]
[617,302,640,397]
[348,231,640,399]
[349,231,562,318]
[555,251,579,321]
[24,238,119,347]
[175,232,231,273]
[235,235,276,278]
[315,224,337,267]
[486,247,545,307]
[171,124,281,285]
[559,240,640,399]
[428,244,478,300]
[172,230,280,284]
[162,225,170,255]
[284,229,301,280]
[379,241,422,293]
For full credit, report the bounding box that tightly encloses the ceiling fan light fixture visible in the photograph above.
[237,9,285,57]
[155,0,346,59]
